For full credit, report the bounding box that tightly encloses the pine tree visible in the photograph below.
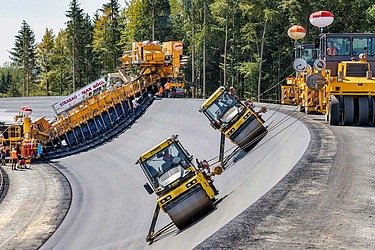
[52,30,72,95]
[169,0,185,40]
[9,20,37,97]
[121,0,171,43]
[93,0,122,73]
[0,66,12,96]
[82,14,99,82]
[106,0,122,69]
[145,0,171,41]
[119,0,144,49]
[36,28,55,95]
[1,65,23,97]
[66,0,87,91]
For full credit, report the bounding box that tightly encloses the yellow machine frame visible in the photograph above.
[139,137,216,204]
[201,86,267,149]
[0,40,187,159]
[281,33,375,126]
[137,136,217,242]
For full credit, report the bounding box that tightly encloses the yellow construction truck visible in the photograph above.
[136,135,221,242]
[285,33,375,126]
[281,44,316,106]
[200,87,267,149]
[1,40,187,159]
[0,107,41,163]
[319,33,375,125]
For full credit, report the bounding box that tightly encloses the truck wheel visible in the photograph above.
[358,96,369,126]
[343,96,354,126]
[329,95,340,125]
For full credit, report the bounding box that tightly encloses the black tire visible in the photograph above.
[329,95,340,125]
[299,105,305,113]
[343,96,354,126]
[372,97,375,126]
[358,96,370,126]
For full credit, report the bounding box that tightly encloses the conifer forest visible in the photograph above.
[2,0,375,101]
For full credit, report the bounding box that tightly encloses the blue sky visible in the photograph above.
[0,0,123,65]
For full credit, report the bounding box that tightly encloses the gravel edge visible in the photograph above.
[0,163,72,249]
[0,166,9,203]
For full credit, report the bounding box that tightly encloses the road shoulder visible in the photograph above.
[0,163,71,249]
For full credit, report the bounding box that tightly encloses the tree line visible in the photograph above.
[1,0,375,100]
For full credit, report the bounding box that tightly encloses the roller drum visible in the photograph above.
[230,115,267,149]
[164,186,215,230]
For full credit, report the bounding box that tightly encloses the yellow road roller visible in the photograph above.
[136,135,221,242]
[200,86,267,149]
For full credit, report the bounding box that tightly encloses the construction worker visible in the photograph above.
[10,147,18,170]
[19,157,26,169]
[327,41,337,56]
[196,159,219,195]
[132,98,140,110]
[228,86,238,99]
[160,150,173,172]
[0,146,6,165]
[164,82,171,97]
[37,142,43,158]
[244,98,255,109]
[158,85,164,97]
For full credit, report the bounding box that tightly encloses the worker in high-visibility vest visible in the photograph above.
[10,147,18,170]
[158,85,164,97]
[164,82,171,98]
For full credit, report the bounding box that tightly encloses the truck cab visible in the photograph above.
[139,136,199,196]
[296,44,317,66]
[319,33,375,77]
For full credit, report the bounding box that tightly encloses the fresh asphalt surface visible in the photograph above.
[41,98,309,249]
[1,97,310,249]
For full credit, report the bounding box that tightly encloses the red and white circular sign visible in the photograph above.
[20,106,33,115]
[309,11,334,28]
[287,25,306,40]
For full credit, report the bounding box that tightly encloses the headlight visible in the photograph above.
[186,179,197,188]
[160,195,172,204]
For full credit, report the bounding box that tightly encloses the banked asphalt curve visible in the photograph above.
[2,96,374,248]
[34,98,310,249]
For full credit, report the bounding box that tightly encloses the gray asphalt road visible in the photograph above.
[0,96,60,123]
[38,98,310,249]
[2,97,373,249]
[197,111,375,249]
[319,125,375,248]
